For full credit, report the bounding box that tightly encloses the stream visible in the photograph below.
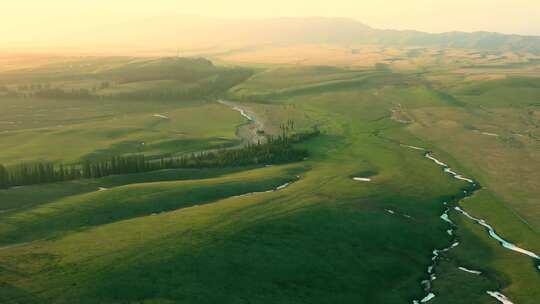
[217,100,267,144]
[220,102,540,303]
[408,147,540,304]
[149,100,264,165]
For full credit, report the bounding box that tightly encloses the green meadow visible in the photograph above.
[1,54,539,303]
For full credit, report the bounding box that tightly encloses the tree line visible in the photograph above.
[0,129,319,189]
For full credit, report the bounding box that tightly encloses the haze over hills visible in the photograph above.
[6,16,540,54]
[2,2,540,303]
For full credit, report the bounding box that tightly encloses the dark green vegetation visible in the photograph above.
[0,128,315,188]
[1,53,539,304]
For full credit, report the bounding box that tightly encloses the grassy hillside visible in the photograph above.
[1,56,539,303]
[0,104,473,303]
[0,100,244,164]
[0,57,256,164]
[228,65,540,303]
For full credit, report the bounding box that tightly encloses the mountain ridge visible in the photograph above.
[5,16,540,54]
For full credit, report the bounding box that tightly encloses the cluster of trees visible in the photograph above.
[0,162,82,187]
[0,129,319,189]
[0,155,152,188]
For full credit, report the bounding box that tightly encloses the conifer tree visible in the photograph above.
[0,164,8,188]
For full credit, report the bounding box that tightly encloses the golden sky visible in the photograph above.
[1,0,539,48]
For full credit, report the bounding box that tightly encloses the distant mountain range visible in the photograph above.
[189,17,540,53]
[17,16,540,54]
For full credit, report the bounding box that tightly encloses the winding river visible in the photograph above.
[408,146,540,304]
[221,100,540,303]
[217,100,267,144]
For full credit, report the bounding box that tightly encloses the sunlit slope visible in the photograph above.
[0,167,250,213]
[229,68,414,102]
[0,102,244,165]
[215,44,540,71]
[230,66,366,94]
[0,165,302,245]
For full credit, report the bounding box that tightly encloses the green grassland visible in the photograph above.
[0,110,471,303]
[1,53,539,303]
[0,57,254,164]
[227,64,540,303]
[0,100,244,164]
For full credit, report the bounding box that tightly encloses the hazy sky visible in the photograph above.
[2,0,539,47]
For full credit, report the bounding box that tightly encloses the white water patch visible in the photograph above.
[400,144,426,151]
[435,241,460,254]
[413,293,436,303]
[473,130,500,137]
[455,207,540,261]
[233,180,297,199]
[447,229,453,236]
[487,291,514,304]
[425,154,448,167]
[98,187,108,191]
[276,182,290,190]
[153,114,169,119]
[232,106,254,121]
[458,267,482,275]
[217,100,253,121]
[440,209,455,225]
[444,168,458,175]
[443,168,474,184]
[353,177,372,182]
[217,99,266,144]
[385,209,414,219]
[424,153,475,184]
[421,293,436,303]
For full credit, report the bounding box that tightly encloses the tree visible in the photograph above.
[0,164,8,188]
